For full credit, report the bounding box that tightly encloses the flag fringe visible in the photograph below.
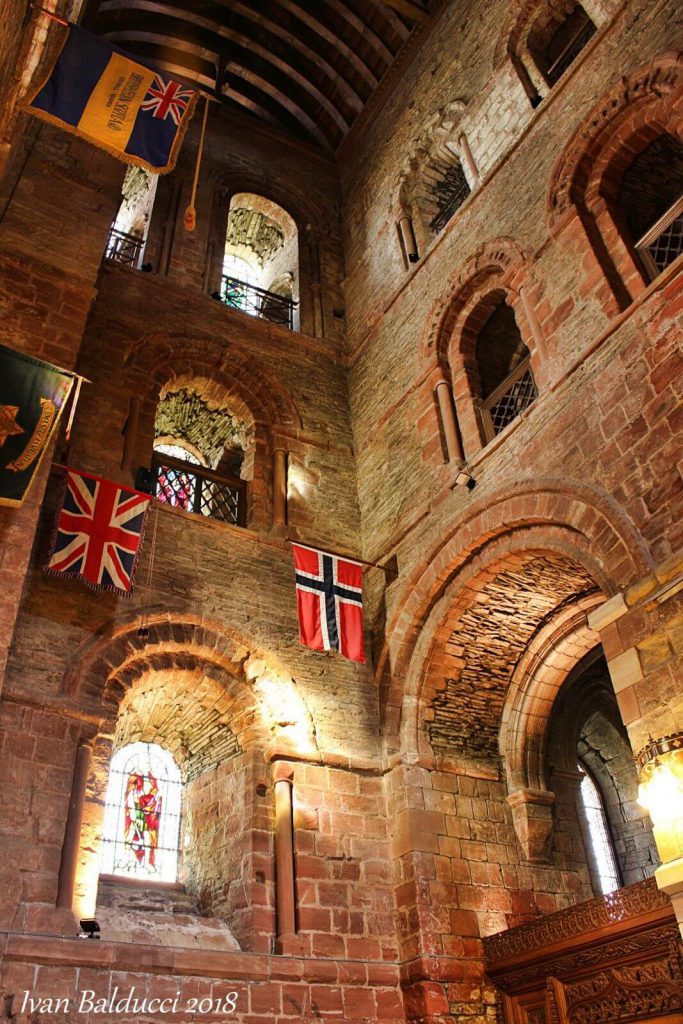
[20,24,200,175]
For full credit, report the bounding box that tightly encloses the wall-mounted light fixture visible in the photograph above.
[637,733,683,864]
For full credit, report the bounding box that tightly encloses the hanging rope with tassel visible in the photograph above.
[183,94,209,232]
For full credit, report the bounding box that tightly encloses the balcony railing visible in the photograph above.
[635,195,683,282]
[219,274,296,329]
[545,15,597,85]
[105,228,144,268]
[479,356,537,442]
[152,452,246,528]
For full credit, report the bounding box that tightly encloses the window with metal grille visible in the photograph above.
[618,134,683,283]
[530,4,596,88]
[577,761,621,895]
[152,450,246,527]
[100,742,182,883]
[476,299,537,442]
[428,161,471,234]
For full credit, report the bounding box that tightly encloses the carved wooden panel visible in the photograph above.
[485,880,683,1024]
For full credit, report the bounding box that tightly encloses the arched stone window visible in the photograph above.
[548,54,683,311]
[396,102,478,261]
[577,759,621,894]
[219,193,299,330]
[616,134,683,282]
[100,742,182,883]
[151,387,249,526]
[528,3,596,88]
[106,166,158,270]
[467,293,537,443]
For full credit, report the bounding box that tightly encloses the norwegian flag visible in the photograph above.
[141,75,195,125]
[45,469,150,595]
[292,543,365,663]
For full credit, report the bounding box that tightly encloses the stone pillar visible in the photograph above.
[273,764,296,943]
[434,379,464,464]
[307,231,324,337]
[587,552,683,937]
[273,448,288,528]
[458,133,479,187]
[398,212,419,264]
[519,284,548,362]
[120,396,140,472]
[56,740,93,911]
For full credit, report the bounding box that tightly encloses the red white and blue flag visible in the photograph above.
[45,469,150,595]
[292,543,365,663]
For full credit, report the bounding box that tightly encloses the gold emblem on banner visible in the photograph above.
[0,405,24,448]
[6,397,56,472]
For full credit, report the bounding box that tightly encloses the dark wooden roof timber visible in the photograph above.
[83,0,431,152]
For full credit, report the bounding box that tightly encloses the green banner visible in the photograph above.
[0,344,75,508]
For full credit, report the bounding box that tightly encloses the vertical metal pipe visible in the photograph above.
[274,774,296,939]
[435,380,464,464]
[56,741,92,910]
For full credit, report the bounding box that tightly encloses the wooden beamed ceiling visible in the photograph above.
[83,0,431,151]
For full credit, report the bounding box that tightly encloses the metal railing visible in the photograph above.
[152,452,246,528]
[479,356,537,443]
[105,228,144,268]
[635,196,683,282]
[219,274,296,329]
[545,15,596,85]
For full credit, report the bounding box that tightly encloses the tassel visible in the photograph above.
[183,94,209,232]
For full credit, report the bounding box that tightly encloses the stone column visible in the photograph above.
[398,212,419,264]
[56,740,93,911]
[458,133,480,187]
[434,379,464,464]
[273,448,288,528]
[518,284,548,362]
[120,396,140,472]
[307,231,324,337]
[273,764,296,943]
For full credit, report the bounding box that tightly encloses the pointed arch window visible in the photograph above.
[100,742,182,882]
[577,760,621,895]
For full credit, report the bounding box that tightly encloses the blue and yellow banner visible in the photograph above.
[24,26,199,174]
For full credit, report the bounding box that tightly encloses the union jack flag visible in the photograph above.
[141,75,195,125]
[45,469,150,595]
[292,543,365,663]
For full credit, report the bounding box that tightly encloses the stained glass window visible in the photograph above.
[154,443,200,512]
[578,761,621,895]
[100,742,182,882]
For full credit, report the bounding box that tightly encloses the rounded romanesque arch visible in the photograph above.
[123,332,302,433]
[547,53,683,229]
[63,611,315,756]
[420,237,532,372]
[547,52,683,307]
[375,479,653,759]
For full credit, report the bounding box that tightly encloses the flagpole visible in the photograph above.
[30,5,221,107]
[287,538,388,573]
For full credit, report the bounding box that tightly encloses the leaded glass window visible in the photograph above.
[100,742,182,882]
[578,761,621,895]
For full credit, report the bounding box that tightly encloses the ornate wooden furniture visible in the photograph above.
[484,878,683,1024]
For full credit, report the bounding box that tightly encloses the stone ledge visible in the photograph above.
[0,934,401,986]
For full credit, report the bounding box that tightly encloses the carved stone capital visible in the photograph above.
[507,787,555,863]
